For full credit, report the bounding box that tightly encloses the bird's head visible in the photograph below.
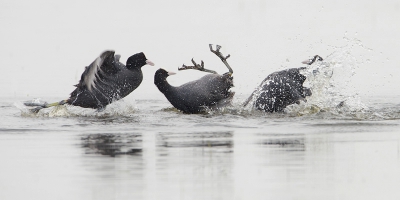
[154,68,176,80]
[126,52,154,70]
[154,68,176,92]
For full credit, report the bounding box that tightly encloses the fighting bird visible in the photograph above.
[243,55,323,112]
[25,50,154,112]
[154,44,234,114]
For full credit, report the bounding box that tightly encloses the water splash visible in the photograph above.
[16,98,138,118]
[235,38,397,120]
[285,38,379,120]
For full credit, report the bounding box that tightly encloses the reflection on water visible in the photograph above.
[258,133,305,151]
[0,127,399,200]
[81,133,142,156]
[80,131,234,157]
[74,129,400,200]
[158,131,233,149]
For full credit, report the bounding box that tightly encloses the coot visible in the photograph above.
[243,55,323,112]
[154,45,234,114]
[25,50,154,112]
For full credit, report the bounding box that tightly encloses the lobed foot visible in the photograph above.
[29,106,44,113]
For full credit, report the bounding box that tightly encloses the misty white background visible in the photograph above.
[1,0,399,101]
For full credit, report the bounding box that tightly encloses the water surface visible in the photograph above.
[1,94,400,200]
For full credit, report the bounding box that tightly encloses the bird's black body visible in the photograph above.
[154,69,234,114]
[244,67,311,112]
[67,51,151,109]
[244,55,324,113]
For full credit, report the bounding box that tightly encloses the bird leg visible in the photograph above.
[24,99,67,113]
[178,58,218,74]
[209,44,233,74]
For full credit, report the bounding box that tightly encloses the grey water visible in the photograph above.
[1,91,400,200]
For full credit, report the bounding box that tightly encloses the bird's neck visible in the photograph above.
[155,78,174,95]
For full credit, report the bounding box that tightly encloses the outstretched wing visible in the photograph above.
[76,50,119,92]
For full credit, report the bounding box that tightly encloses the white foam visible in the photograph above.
[16,98,138,118]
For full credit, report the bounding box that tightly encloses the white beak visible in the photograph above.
[146,60,155,66]
[168,71,176,76]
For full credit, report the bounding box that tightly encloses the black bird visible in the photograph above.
[25,50,154,112]
[243,55,323,112]
[154,45,234,114]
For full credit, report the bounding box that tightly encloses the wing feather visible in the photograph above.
[82,51,115,92]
